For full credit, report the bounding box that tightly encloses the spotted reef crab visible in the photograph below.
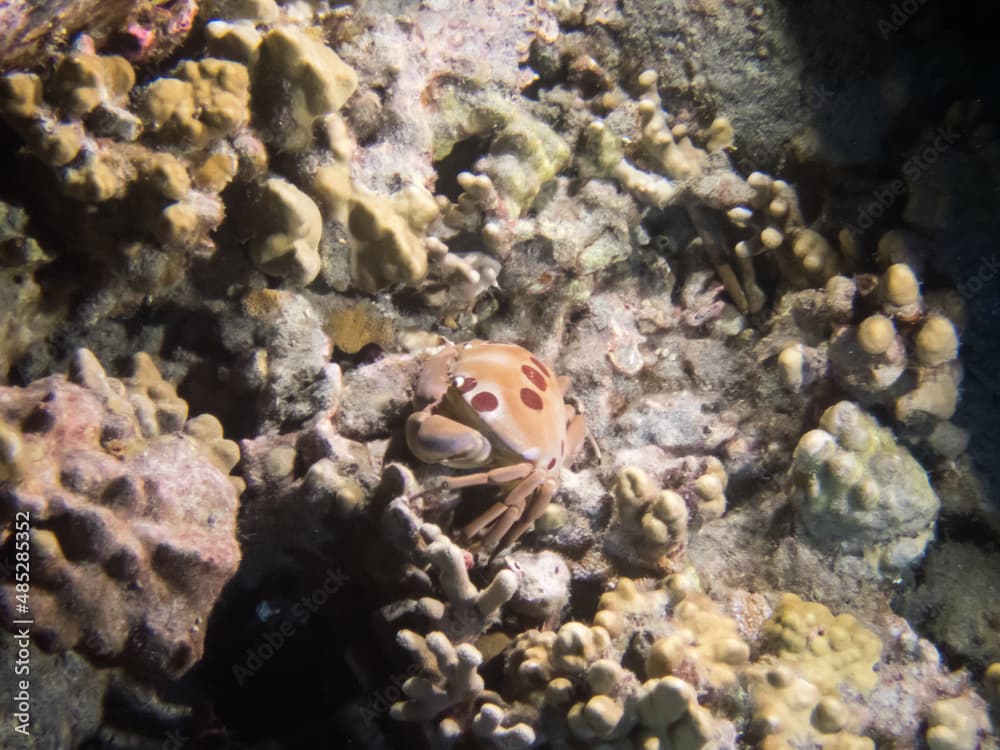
[406,341,587,551]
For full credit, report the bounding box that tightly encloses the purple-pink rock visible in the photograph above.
[0,348,240,679]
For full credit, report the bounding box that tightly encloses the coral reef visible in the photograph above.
[0,1,997,748]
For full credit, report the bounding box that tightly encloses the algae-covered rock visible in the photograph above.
[792,401,940,573]
[0,350,241,680]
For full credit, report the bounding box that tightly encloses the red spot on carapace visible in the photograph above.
[471,391,499,412]
[521,364,547,391]
[547,458,557,470]
[457,376,477,393]
[520,388,543,411]
[530,356,551,378]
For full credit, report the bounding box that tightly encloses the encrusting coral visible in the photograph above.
[381,496,519,640]
[0,349,241,679]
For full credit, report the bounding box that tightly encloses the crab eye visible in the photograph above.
[453,376,477,393]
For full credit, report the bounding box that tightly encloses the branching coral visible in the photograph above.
[381,496,518,639]
[390,630,487,722]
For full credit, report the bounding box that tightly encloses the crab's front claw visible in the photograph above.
[413,346,459,405]
[406,411,492,468]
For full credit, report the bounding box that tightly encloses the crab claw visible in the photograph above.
[406,412,492,467]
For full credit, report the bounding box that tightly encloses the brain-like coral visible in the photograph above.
[0,349,241,679]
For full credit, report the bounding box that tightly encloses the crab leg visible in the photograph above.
[557,375,573,397]
[496,477,558,551]
[564,412,588,463]
[473,469,548,549]
[440,461,534,490]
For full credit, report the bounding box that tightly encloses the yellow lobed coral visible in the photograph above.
[48,53,135,117]
[748,661,873,750]
[252,27,358,152]
[759,593,882,694]
[347,190,434,293]
[746,594,882,750]
[141,58,250,144]
[250,177,323,285]
[646,591,750,691]
[636,676,716,750]
[594,577,671,639]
